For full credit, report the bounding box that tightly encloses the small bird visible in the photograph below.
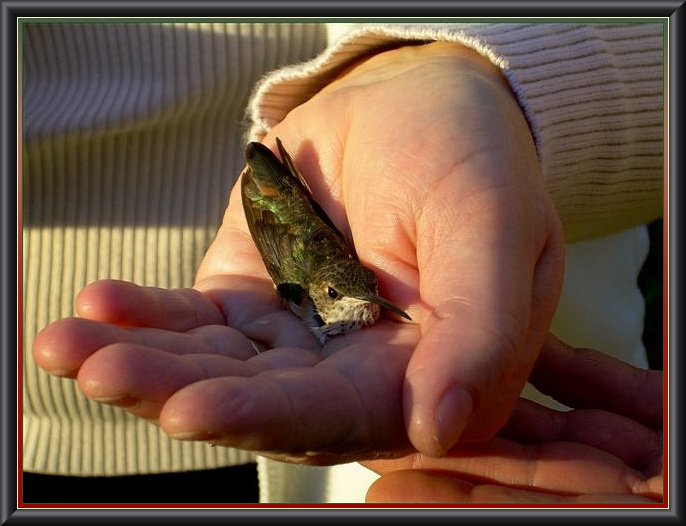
[241,138,411,344]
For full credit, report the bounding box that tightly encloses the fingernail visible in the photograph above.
[167,430,218,442]
[92,395,140,408]
[434,385,473,455]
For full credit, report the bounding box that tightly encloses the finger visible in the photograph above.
[365,437,649,497]
[76,279,225,331]
[366,470,476,503]
[194,274,318,350]
[402,160,559,454]
[501,400,662,472]
[399,88,563,456]
[76,344,321,421]
[365,470,660,504]
[32,317,256,378]
[77,344,254,421]
[158,343,415,463]
[531,334,663,429]
[403,228,564,456]
[404,220,545,455]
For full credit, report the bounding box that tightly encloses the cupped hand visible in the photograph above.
[32,42,565,462]
[364,335,664,504]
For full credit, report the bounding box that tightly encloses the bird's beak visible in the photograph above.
[363,294,412,321]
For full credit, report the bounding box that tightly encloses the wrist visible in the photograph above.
[320,41,531,148]
[323,41,515,101]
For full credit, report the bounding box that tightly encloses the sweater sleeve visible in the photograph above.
[246,23,664,242]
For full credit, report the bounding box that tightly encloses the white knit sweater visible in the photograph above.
[22,22,663,492]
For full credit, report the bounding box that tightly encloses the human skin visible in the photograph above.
[364,335,664,504]
[33,42,564,462]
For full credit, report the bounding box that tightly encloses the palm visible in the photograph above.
[33,43,564,462]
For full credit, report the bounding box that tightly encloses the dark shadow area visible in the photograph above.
[638,218,664,371]
[22,463,259,504]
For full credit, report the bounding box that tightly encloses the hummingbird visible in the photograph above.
[241,137,411,344]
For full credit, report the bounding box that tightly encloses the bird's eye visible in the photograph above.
[327,287,339,299]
